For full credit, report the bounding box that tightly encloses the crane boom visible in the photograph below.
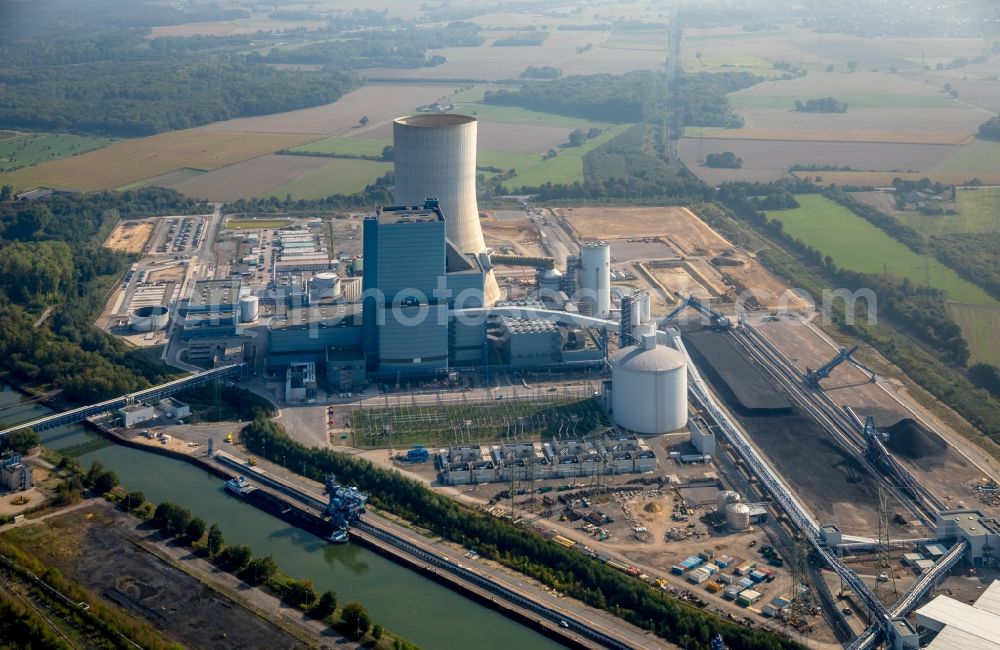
[805,345,878,386]
[658,293,731,330]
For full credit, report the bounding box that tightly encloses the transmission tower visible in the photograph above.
[789,536,814,620]
[874,487,898,599]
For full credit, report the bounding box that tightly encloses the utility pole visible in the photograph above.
[875,486,898,599]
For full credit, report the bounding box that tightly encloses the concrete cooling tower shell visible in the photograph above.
[393,114,485,254]
[610,334,688,434]
[393,114,501,306]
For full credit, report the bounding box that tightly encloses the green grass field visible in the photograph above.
[454,103,616,130]
[290,136,389,157]
[0,132,117,173]
[225,218,292,230]
[502,124,632,188]
[766,194,999,307]
[949,303,1000,365]
[896,187,1000,235]
[728,93,959,109]
[934,140,1000,175]
[265,158,391,199]
[603,29,668,51]
[478,150,541,172]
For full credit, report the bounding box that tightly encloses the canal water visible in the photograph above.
[0,385,564,650]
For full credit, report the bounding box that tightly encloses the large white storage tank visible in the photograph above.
[580,240,611,317]
[610,333,688,434]
[311,271,342,300]
[239,295,259,323]
[726,503,751,531]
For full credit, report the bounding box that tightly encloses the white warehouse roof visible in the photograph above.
[916,580,1000,650]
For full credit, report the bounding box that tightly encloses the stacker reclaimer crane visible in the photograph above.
[805,346,877,387]
[659,293,731,330]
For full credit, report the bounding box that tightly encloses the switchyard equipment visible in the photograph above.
[805,346,877,387]
[659,293,731,330]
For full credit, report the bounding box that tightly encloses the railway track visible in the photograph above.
[728,325,940,525]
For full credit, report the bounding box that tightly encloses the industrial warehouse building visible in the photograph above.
[915,579,1000,650]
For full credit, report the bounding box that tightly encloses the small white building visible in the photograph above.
[119,403,156,428]
[158,398,191,419]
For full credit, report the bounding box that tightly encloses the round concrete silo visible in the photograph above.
[239,295,259,323]
[580,240,611,317]
[726,503,751,531]
[716,490,741,513]
[610,333,688,434]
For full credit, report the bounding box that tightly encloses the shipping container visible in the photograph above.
[723,585,742,600]
[706,581,722,593]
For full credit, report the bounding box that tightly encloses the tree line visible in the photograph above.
[0,189,201,402]
[240,416,803,650]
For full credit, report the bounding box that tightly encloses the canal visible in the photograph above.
[0,385,565,650]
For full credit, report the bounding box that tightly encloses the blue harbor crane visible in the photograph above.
[805,346,876,387]
[659,293,731,330]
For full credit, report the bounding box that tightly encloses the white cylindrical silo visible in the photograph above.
[393,114,500,305]
[726,503,751,530]
[311,271,341,300]
[239,295,259,323]
[610,333,688,434]
[580,240,611,317]
[636,290,651,324]
[716,490,741,513]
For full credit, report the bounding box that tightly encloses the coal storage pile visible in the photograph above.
[684,330,793,415]
[884,418,947,460]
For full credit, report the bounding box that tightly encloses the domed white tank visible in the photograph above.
[726,503,751,531]
[610,333,688,434]
[716,490,741,513]
[580,240,610,317]
[537,267,563,295]
[129,305,169,332]
[239,295,259,323]
[311,271,342,300]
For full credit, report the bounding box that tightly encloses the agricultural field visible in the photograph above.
[949,303,1000,366]
[264,158,392,200]
[0,130,320,192]
[793,169,1000,187]
[503,124,632,188]
[766,195,998,307]
[357,28,664,80]
[225,218,292,230]
[163,154,333,203]
[290,137,390,158]
[148,12,326,37]
[933,140,1000,177]
[602,27,668,51]
[201,84,461,134]
[0,132,116,173]
[680,138,960,185]
[453,104,616,130]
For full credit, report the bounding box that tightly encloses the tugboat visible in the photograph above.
[327,528,349,544]
[225,475,256,497]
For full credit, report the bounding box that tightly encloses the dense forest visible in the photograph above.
[0,3,496,137]
[0,189,198,401]
[241,417,803,650]
[255,22,485,68]
[483,70,758,128]
[978,116,1000,141]
[794,97,848,113]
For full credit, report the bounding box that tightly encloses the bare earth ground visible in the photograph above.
[3,504,330,649]
[558,206,731,253]
[481,214,547,257]
[104,221,155,253]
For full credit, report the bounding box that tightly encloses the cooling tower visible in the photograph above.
[393,114,500,305]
